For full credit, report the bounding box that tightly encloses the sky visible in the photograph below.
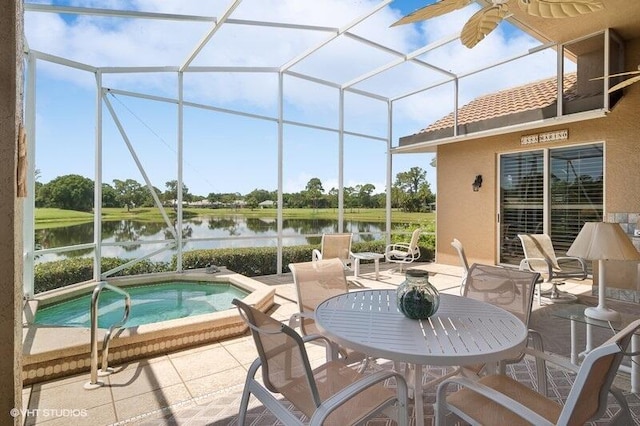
[24,0,566,198]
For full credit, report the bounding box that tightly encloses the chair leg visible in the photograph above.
[237,382,251,425]
[528,331,548,396]
[609,387,633,426]
[238,360,260,425]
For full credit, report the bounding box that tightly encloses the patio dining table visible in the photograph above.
[315,289,528,426]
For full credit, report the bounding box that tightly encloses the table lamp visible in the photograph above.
[567,222,640,321]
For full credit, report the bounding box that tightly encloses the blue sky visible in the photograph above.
[25,0,562,198]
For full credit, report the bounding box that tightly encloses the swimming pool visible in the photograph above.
[22,270,275,385]
[34,281,249,328]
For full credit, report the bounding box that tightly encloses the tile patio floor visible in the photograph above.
[20,262,637,425]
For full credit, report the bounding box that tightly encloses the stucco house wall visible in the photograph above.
[435,37,640,293]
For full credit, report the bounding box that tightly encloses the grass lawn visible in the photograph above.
[36,207,435,227]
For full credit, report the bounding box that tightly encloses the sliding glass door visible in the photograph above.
[499,143,603,265]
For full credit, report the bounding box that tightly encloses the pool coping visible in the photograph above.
[22,269,275,385]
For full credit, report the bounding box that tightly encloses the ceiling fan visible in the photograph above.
[591,66,640,93]
[391,0,605,49]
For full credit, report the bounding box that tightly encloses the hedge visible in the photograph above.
[33,240,435,294]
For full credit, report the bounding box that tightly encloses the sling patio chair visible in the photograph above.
[450,238,470,294]
[518,233,587,303]
[289,258,370,368]
[460,263,547,396]
[232,298,409,426]
[434,318,639,425]
[385,228,422,272]
[312,232,353,270]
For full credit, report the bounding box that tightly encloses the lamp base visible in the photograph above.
[584,306,621,322]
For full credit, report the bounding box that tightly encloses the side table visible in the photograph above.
[350,252,384,280]
[552,303,640,393]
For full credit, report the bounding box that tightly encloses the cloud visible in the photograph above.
[25,0,557,195]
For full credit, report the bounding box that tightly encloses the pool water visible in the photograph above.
[34,281,249,328]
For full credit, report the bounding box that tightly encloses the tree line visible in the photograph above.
[35,166,435,213]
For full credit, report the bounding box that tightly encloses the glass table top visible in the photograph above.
[552,303,640,331]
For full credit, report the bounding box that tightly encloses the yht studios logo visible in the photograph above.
[10,408,88,418]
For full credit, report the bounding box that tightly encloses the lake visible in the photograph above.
[35,215,388,263]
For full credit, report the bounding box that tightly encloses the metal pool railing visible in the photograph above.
[84,281,131,390]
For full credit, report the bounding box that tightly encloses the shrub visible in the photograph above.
[34,257,169,294]
[33,239,435,292]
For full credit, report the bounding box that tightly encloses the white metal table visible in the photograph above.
[350,252,384,280]
[315,289,528,426]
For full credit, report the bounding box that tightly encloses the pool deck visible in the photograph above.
[20,262,636,425]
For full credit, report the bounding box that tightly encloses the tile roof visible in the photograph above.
[417,73,578,134]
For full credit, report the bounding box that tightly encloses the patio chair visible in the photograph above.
[312,233,353,269]
[460,263,547,396]
[289,258,369,367]
[385,228,421,272]
[232,298,409,426]
[518,233,587,302]
[434,318,639,426]
[450,238,470,294]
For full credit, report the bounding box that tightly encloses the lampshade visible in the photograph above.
[567,222,640,261]
[567,222,640,321]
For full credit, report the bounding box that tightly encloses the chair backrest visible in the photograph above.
[559,318,640,425]
[451,238,470,273]
[320,233,352,262]
[463,263,540,325]
[289,258,348,335]
[518,233,561,271]
[408,228,422,254]
[232,298,321,417]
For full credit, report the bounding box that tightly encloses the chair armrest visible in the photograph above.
[556,256,588,271]
[310,369,409,426]
[312,249,322,261]
[436,376,555,426]
[302,333,333,346]
[519,257,553,281]
[523,346,579,374]
[288,311,315,330]
[386,243,410,252]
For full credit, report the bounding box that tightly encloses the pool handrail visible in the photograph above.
[85,281,131,390]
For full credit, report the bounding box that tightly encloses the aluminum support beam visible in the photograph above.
[23,54,36,298]
[93,71,103,281]
[180,0,243,71]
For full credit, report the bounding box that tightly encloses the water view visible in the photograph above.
[36,215,388,263]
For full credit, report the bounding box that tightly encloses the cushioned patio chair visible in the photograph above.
[450,238,470,294]
[312,233,353,269]
[233,298,409,426]
[434,317,639,426]
[289,258,369,367]
[460,263,547,396]
[385,228,421,272]
[518,233,587,302]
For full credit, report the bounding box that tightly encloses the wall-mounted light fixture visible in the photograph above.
[472,175,483,192]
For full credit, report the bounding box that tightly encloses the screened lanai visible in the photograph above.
[23,0,606,297]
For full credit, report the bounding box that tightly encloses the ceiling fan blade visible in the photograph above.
[590,70,640,81]
[518,0,604,19]
[608,75,640,93]
[391,0,473,27]
[460,5,508,48]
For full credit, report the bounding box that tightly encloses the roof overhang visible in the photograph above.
[392,108,608,154]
